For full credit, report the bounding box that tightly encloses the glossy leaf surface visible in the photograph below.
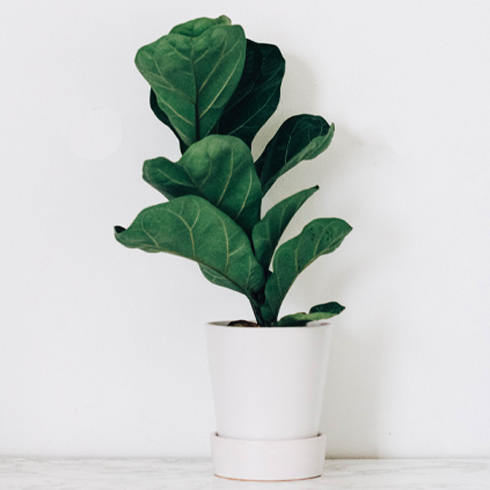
[135,16,246,147]
[211,40,285,147]
[143,135,262,234]
[252,186,318,270]
[260,218,352,323]
[256,115,335,194]
[277,302,345,326]
[114,196,265,298]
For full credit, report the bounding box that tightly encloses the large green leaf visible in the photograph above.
[255,115,335,194]
[276,302,345,326]
[114,195,265,299]
[149,40,285,152]
[260,218,352,323]
[135,16,246,147]
[252,186,319,270]
[211,40,285,147]
[142,135,262,234]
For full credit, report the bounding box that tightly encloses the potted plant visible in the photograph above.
[115,15,352,481]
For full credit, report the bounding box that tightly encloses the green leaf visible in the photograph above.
[211,40,285,147]
[260,218,352,323]
[149,89,188,154]
[135,16,246,147]
[309,302,346,315]
[255,115,335,194]
[252,186,319,270]
[277,302,345,326]
[142,135,262,234]
[142,156,194,201]
[114,195,265,299]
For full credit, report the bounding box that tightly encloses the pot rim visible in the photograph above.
[206,321,331,330]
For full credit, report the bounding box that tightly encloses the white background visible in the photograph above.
[1,0,490,458]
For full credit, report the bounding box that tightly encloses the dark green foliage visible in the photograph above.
[255,115,335,194]
[114,196,265,301]
[277,302,346,327]
[150,39,285,151]
[142,135,261,234]
[260,219,352,324]
[252,186,319,270]
[135,16,246,146]
[116,16,352,326]
[211,40,285,147]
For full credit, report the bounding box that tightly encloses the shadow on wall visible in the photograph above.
[257,50,401,458]
[315,130,402,458]
[320,312,396,458]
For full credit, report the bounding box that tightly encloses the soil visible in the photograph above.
[227,319,260,327]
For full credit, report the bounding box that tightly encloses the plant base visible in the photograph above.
[210,432,326,481]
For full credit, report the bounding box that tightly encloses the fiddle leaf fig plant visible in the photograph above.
[115,15,352,327]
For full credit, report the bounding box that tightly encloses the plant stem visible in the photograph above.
[252,303,264,326]
[251,301,267,327]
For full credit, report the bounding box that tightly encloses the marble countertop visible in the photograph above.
[0,458,489,489]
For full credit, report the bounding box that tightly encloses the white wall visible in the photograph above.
[1,0,490,458]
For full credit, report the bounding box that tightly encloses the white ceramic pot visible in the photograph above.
[205,321,333,481]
